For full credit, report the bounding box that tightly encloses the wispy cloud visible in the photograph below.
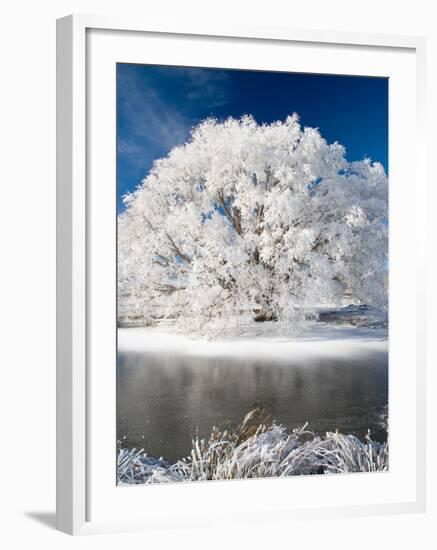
[117,64,232,209]
[117,69,189,162]
[117,65,231,167]
[176,67,230,107]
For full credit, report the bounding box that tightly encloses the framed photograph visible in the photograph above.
[56,15,427,535]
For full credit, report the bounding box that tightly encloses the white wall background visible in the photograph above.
[0,0,435,547]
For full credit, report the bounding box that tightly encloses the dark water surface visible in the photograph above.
[117,350,388,464]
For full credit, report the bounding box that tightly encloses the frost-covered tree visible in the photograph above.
[118,115,387,336]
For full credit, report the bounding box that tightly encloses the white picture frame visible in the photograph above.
[56,14,427,535]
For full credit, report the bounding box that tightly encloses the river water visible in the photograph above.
[117,347,388,464]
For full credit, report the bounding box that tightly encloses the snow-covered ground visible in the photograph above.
[118,319,387,361]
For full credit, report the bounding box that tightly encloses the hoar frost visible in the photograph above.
[117,408,389,484]
[118,114,388,337]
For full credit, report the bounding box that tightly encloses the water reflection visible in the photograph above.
[117,351,388,463]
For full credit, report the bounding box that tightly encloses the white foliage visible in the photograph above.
[118,115,388,336]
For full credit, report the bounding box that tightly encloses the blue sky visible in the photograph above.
[117,64,388,211]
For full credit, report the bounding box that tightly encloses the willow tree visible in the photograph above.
[118,115,387,336]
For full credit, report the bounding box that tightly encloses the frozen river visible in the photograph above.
[117,324,388,463]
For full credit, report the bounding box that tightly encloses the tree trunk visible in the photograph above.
[253,310,277,322]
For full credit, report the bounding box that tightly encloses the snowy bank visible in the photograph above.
[117,410,388,485]
[118,321,387,361]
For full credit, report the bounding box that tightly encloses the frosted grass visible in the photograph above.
[117,408,388,485]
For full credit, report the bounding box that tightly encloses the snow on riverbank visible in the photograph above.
[117,419,388,485]
[118,321,387,360]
